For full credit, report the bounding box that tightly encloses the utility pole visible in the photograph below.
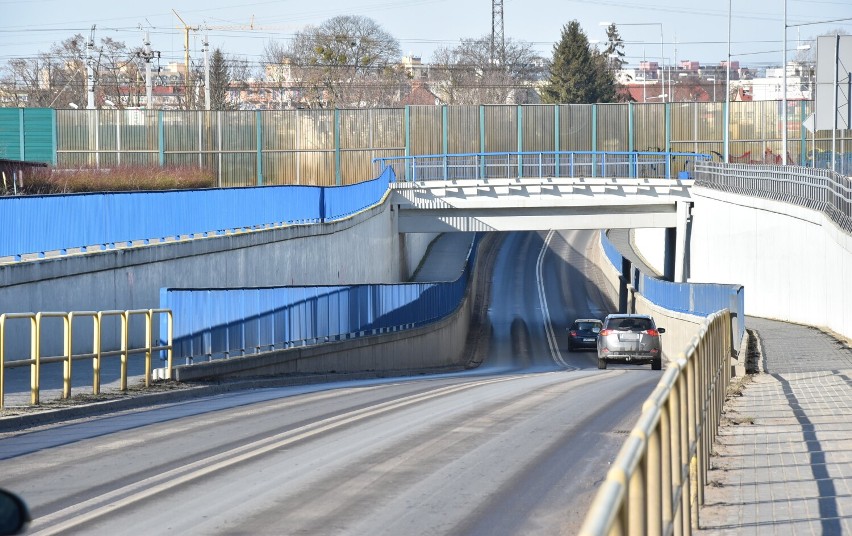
[490,0,505,66]
[86,25,97,110]
[138,30,161,109]
[203,34,211,110]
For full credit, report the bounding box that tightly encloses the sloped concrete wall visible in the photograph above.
[0,200,437,357]
[689,187,851,341]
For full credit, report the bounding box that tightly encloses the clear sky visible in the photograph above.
[3,0,851,71]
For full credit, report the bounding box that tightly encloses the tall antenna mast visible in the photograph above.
[490,0,505,65]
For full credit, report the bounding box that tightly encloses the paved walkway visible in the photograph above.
[699,317,852,535]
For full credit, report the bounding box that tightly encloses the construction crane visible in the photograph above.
[172,9,199,92]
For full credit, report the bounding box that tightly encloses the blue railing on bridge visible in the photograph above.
[601,232,745,345]
[0,167,395,261]
[160,235,479,362]
[374,151,712,183]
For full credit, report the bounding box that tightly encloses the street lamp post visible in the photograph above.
[600,21,665,102]
[782,0,788,165]
[724,0,731,162]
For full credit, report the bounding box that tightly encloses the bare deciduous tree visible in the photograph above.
[430,37,546,105]
[281,15,403,108]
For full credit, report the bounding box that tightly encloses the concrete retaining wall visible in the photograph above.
[174,292,473,381]
[690,187,852,341]
[0,199,437,358]
[1,201,434,314]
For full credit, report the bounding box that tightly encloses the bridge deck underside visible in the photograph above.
[392,177,689,232]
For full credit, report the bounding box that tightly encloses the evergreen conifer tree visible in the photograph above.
[541,20,618,104]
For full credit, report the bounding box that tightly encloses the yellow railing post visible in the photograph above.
[661,402,673,530]
[0,314,5,411]
[93,312,103,395]
[166,310,173,380]
[120,310,129,392]
[647,426,662,535]
[678,359,690,536]
[687,354,698,530]
[144,309,153,388]
[63,313,72,399]
[31,314,40,405]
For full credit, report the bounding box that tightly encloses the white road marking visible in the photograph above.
[27,375,529,536]
[536,230,572,369]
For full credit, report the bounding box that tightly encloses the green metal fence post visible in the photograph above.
[442,105,448,155]
[405,106,411,181]
[256,111,263,186]
[479,105,486,178]
[50,108,57,166]
[158,110,165,167]
[554,105,561,175]
[18,108,25,160]
[665,102,672,154]
[592,105,597,177]
[334,108,341,185]
[665,102,672,178]
[517,105,523,177]
[442,105,448,179]
[628,102,635,153]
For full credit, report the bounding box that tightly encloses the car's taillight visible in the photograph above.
[645,329,659,337]
[569,330,577,337]
[599,329,611,336]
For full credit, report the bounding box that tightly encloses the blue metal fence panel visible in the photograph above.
[0,174,392,259]
[374,151,710,182]
[599,232,745,344]
[162,234,478,362]
[323,166,394,220]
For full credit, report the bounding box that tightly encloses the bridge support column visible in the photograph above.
[619,257,632,314]
[665,201,692,283]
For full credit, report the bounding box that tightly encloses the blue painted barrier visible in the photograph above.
[600,231,745,344]
[0,167,394,260]
[161,234,478,363]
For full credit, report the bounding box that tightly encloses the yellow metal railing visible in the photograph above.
[0,309,173,409]
[579,309,732,536]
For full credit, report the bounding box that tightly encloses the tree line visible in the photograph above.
[0,17,627,110]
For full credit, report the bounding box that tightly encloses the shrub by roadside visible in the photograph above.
[6,165,215,195]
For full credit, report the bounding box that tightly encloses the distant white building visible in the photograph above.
[749,62,813,101]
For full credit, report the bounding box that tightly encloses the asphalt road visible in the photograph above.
[0,230,662,535]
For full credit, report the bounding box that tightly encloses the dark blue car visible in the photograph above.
[567,319,603,352]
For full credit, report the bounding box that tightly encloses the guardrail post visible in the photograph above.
[63,313,71,399]
[629,468,646,534]
[32,314,40,405]
[144,309,153,388]
[166,310,174,380]
[647,426,662,535]
[687,355,698,530]
[661,402,674,531]
[120,310,129,392]
[93,313,102,395]
[677,359,690,536]
[0,315,5,410]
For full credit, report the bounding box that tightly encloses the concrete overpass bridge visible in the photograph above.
[384,151,703,282]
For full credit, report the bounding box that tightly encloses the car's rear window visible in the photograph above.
[607,317,653,331]
[577,322,601,330]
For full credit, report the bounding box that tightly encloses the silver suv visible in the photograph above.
[596,314,666,370]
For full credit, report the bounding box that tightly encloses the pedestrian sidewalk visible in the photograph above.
[698,317,852,535]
